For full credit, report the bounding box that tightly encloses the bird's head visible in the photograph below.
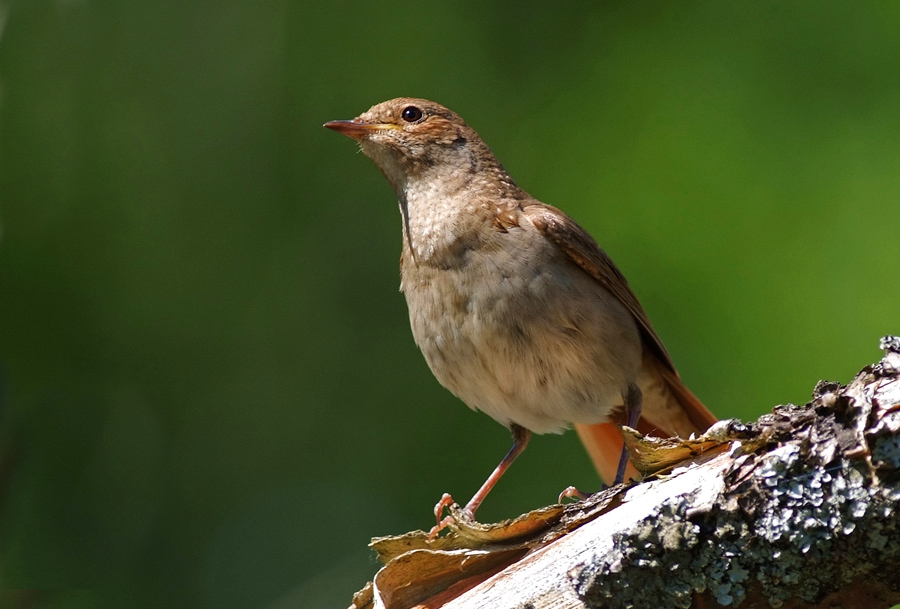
[325,98,493,191]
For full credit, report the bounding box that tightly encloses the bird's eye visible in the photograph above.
[401,106,424,122]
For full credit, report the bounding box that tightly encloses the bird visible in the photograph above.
[324,98,716,534]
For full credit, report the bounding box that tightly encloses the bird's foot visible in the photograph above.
[428,493,456,539]
[427,493,475,540]
[557,486,589,504]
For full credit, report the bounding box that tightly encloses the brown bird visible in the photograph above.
[325,98,716,533]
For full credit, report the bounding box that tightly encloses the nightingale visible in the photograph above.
[325,98,715,533]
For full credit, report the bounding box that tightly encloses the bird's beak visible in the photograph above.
[324,120,395,140]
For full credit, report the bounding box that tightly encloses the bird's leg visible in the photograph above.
[429,424,531,539]
[613,383,643,485]
[464,424,531,515]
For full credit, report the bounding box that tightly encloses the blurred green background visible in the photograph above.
[0,0,898,607]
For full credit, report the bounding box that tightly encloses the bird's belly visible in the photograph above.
[402,243,642,434]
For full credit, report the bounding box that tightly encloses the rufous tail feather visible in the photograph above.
[575,354,716,485]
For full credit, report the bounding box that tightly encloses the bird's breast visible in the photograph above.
[400,223,643,434]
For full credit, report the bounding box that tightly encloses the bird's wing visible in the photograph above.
[522,202,675,371]
[522,202,716,483]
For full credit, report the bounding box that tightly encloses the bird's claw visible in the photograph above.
[428,515,456,540]
[433,493,455,523]
[428,493,457,540]
[428,493,479,540]
[557,485,589,504]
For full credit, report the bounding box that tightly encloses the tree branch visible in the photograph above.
[350,337,900,609]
